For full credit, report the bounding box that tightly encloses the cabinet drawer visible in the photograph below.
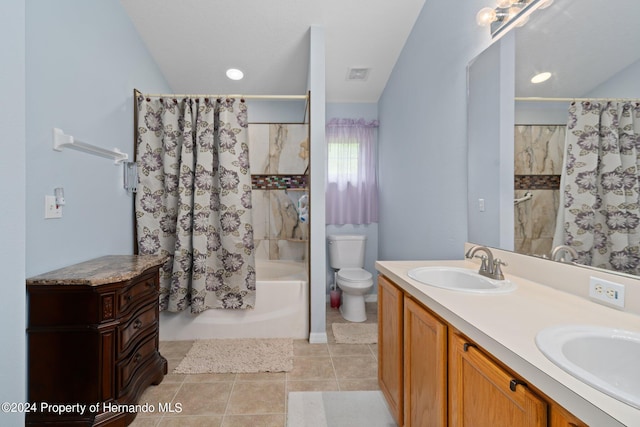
[117,333,158,394]
[118,303,157,355]
[118,273,157,314]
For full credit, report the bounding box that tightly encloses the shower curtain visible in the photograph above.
[135,95,255,313]
[553,101,640,274]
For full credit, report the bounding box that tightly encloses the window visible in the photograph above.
[325,118,379,225]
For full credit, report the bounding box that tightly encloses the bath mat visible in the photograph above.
[332,323,378,344]
[173,338,293,374]
[287,391,397,427]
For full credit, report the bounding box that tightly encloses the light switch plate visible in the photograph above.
[45,195,62,219]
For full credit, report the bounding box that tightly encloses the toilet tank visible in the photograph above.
[328,234,367,269]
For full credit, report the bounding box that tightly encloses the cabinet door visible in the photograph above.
[378,275,404,426]
[550,403,588,427]
[449,331,547,427]
[404,296,447,427]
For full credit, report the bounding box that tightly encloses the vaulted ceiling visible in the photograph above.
[120,0,426,103]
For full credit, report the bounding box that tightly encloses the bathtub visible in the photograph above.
[158,260,309,340]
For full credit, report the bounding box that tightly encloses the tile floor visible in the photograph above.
[131,302,378,427]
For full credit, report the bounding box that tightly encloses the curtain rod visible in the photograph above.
[516,97,640,103]
[139,91,307,101]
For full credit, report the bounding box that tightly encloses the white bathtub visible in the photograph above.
[158,260,309,340]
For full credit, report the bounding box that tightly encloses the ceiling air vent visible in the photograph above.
[346,68,370,81]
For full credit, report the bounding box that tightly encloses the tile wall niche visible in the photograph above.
[514,125,565,257]
[249,124,309,261]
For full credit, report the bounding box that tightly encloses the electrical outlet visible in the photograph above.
[44,195,62,219]
[589,276,625,308]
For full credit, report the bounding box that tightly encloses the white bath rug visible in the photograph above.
[287,391,397,427]
[173,338,293,374]
[332,323,378,344]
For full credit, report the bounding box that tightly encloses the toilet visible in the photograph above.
[328,234,373,322]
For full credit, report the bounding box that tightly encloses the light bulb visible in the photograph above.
[476,7,497,26]
[496,0,514,8]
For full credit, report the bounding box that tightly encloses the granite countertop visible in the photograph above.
[375,259,640,427]
[26,255,167,286]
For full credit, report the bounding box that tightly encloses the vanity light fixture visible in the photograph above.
[531,72,552,84]
[477,0,550,38]
[225,68,244,81]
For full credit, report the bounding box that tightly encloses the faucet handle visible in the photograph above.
[493,259,507,280]
[474,254,489,272]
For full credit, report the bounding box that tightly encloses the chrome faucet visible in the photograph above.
[551,245,578,263]
[465,246,506,280]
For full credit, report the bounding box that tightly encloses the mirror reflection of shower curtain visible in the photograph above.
[553,101,640,274]
[135,95,256,313]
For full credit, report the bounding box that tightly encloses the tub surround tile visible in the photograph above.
[248,124,270,174]
[514,125,565,257]
[269,124,308,175]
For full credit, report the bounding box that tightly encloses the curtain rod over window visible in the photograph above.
[515,97,640,103]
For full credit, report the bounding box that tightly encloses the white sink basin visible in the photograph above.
[406,267,516,294]
[536,325,640,409]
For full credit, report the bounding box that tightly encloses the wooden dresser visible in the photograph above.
[26,255,168,426]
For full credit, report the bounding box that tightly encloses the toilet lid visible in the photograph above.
[337,268,373,282]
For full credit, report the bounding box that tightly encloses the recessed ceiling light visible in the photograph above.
[226,68,244,81]
[531,72,552,84]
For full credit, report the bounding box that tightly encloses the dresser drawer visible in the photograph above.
[118,303,157,355]
[118,272,157,314]
[116,332,158,394]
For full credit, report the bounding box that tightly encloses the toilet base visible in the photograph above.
[339,292,367,322]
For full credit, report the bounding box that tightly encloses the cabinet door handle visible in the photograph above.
[133,353,142,364]
[133,319,143,330]
[463,342,477,352]
[509,378,527,392]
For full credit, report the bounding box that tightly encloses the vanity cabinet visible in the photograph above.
[377,274,587,427]
[378,275,404,425]
[449,331,547,427]
[404,296,447,427]
[549,405,589,427]
[26,255,167,426]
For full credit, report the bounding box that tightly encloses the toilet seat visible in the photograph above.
[337,268,373,285]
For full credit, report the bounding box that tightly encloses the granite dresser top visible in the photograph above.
[26,255,167,286]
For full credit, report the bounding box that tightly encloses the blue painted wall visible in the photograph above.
[377,0,492,261]
[1,0,26,422]
[25,0,171,276]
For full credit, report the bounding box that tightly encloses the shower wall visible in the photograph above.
[514,125,565,257]
[249,124,309,261]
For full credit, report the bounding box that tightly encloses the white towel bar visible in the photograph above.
[52,128,128,165]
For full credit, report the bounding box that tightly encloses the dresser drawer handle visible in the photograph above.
[125,294,132,303]
[145,281,154,288]
[133,353,142,364]
[133,319,143,330]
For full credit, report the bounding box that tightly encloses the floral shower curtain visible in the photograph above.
[135,95,255,313]
[553,101,640,274]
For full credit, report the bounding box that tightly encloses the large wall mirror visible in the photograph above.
[468,0,640,277]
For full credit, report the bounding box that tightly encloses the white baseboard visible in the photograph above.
[308,332,328,344]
